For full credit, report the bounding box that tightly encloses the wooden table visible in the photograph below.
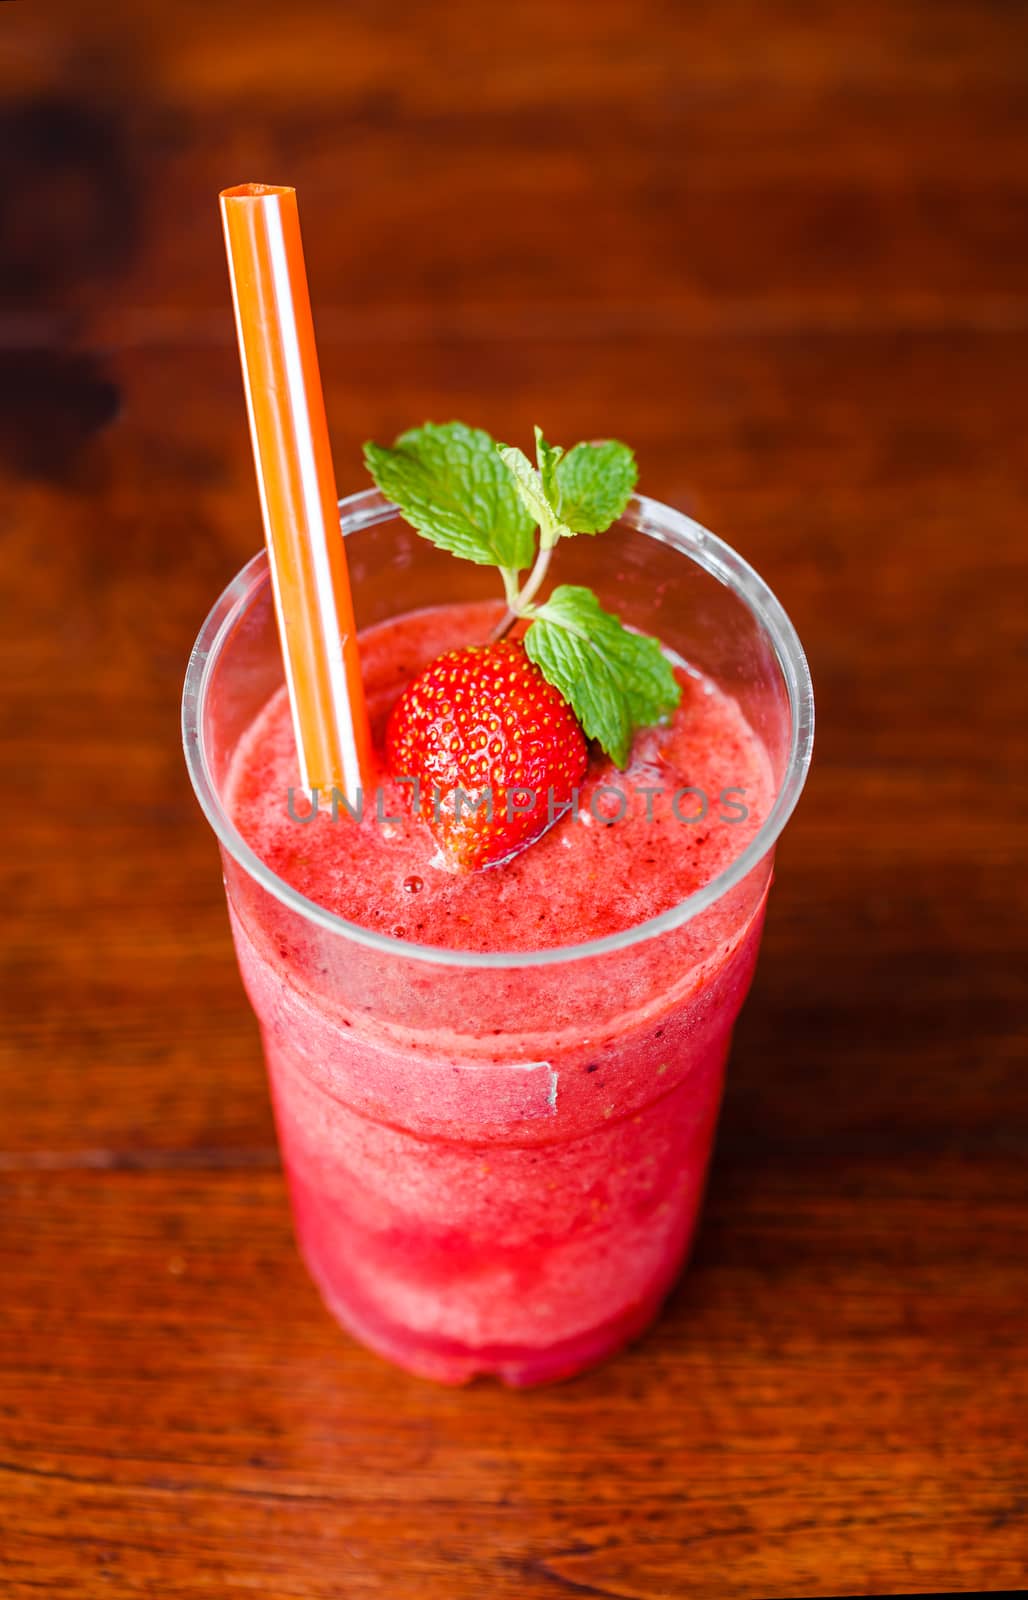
[2,3,1026,1594]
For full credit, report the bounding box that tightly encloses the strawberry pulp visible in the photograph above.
[225,600,776,1384]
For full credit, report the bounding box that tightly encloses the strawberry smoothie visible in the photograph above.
[197,225,813,1382]
[222,599,776,1384]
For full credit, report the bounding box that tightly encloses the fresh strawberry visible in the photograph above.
[386,638,588,871]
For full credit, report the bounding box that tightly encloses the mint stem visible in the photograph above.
[513,544,552,611]
[490,543,553,640]
[489,609,516,642]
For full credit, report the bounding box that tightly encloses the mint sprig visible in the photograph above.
[363,420,681,767]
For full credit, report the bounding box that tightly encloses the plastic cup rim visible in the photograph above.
[181,488,815,970]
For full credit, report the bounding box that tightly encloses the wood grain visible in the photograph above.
[1,1,1026,1595]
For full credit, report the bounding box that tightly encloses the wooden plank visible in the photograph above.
[1,1164,1026,1596]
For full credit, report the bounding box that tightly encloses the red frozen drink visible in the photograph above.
[184,479,813,1385]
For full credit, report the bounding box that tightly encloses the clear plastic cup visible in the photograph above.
[183,489,813,1384]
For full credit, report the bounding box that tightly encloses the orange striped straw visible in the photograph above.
[220,182,371,805]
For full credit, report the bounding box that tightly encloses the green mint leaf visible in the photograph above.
[555,440,637,534]
[534,426,564,504]
[524,585,681,768]
[496,443,570,551]
[364,422,536,571]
